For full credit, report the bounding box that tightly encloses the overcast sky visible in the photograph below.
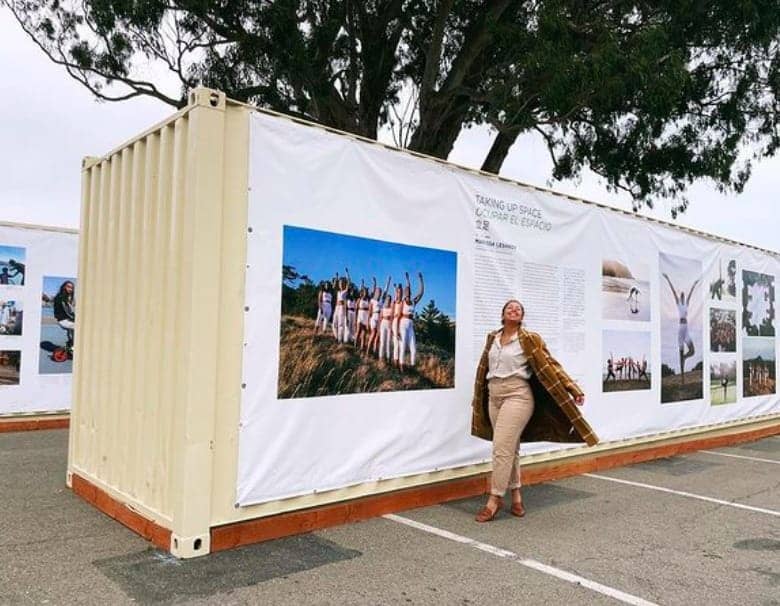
[1,13,777,252]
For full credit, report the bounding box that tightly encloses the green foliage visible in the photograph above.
[7,0,780,211]
[416,299,455,351]
[661,363,675,377]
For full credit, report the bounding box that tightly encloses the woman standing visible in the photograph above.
[471,299,598,522]
[318,281,333,333]
[398,271,424,371]
[662,273,700,383]
[367,276,392,356]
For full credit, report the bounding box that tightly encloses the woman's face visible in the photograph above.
[502,300,524,324]
[64,282,74,295]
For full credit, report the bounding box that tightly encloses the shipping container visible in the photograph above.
[69,88,780,558]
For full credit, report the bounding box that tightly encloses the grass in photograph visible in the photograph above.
[277,316,454,399]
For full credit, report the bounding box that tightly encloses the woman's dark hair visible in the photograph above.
[500,299,524,325]
[57,281,74,299]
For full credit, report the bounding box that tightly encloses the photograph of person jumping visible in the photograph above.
[39,277,76,374]
[278,225,456,399]
[602,330,652,392]
[660,253,703,403]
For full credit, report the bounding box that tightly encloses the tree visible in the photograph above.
[6,0,780,212]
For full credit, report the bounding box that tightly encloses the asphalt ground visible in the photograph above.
[1,429,778,605]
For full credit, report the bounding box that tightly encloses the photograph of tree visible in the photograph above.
[710,308,736,353]
[660,253,703,403]
[602,330,651,392]
[278,225,457,399]
[742,270,775,337]
[742,337,776,397]
[602,259,650,322]
[710,356,737,405]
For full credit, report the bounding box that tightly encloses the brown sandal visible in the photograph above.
[475,497,503,522]
[510,501,526,517]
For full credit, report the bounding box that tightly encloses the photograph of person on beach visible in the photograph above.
[601,258,650,322]
[277,225,457,399]
[660,252,703,403]
[742,270,775,337]
[0,246,26,286]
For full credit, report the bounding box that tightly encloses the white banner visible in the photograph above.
[238,112,779,505]
[0,224,78,415]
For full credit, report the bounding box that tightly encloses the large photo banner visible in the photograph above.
[0,224,78,415]
[238,112,780,506]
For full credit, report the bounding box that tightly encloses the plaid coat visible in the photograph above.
[471,327,599,446]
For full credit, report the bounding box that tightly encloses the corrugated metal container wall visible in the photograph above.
[68,90,251,557]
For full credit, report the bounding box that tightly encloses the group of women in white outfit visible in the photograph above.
[315,269,424,370]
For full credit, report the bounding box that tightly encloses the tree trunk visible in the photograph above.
[481,129,520,174]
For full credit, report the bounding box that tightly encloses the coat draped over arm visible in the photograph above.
[471,327,599,447]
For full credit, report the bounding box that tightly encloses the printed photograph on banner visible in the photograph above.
[602,329,651,391]
[0,350,21,386]
[601,258,650,322]
[39,277,76,374]
[709,308,736,352]
[660,252,703,403]
[742,270,775,337]
[709,257,736,302]
[277,225,457,399]
[0,296,23,335]
[742,337,776,397]
[710,355,737,405]
[0,246,26,286]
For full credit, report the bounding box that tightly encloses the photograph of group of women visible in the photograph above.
[277,225,457,399]
[602,330,651,391]
[742,337,775,397]
[660,252,704,403]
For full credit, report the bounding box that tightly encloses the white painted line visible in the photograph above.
[699,450,780,465]
[384,513,658,606]
[584,473,780,517]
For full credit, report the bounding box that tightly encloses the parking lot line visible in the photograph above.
[584,473,780,516]
[384,513,659,606]
[698,450,780,465]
